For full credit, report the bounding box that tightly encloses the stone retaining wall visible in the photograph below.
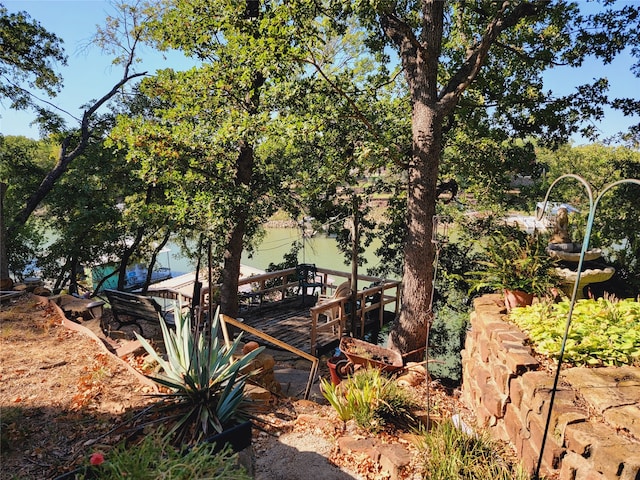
[461,294,640,480]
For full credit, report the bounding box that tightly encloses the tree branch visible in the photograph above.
[438,1,550,113]
[10,55,147,232]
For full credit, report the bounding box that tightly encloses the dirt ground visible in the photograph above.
[0,293,467,480]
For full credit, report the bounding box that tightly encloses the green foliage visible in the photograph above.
[78,430,250,480]
[427,307,469,383]
[415,419,529,480]
[0,4,66,111]
[508,298,640,367]
[319,377,355,423]
[0,135,52,276]
[135,307,264,444]
[467,225,559,297]
[320,368,417,433]
[528,144,640,297]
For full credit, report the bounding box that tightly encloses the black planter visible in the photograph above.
[204,420,252,454]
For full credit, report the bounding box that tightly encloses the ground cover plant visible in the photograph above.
[71,430,250,480]
[508,297,640,367]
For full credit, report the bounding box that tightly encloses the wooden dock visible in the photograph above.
[236,296,395,356]
[237,298,340,355]
[148,266,400,357]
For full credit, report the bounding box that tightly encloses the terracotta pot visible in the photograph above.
[327,355,351,385]
[503,289,534,311]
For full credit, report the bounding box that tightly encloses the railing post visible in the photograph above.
[311,310,318,356]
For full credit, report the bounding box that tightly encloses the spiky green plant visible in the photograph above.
[320,368,417,433]
[319,377,354,422]
[135,306,264,444]
[415,419,529,480]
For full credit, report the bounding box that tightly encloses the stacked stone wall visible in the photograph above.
[461,294,640,480]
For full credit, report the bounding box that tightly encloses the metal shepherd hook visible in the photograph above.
[533,174,640,479]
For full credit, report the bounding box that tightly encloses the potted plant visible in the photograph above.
[134,306,264,449]
[467,227,560,310]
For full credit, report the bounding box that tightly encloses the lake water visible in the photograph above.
[166,228,385,278]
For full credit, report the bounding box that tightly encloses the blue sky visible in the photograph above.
[1,0,198,139]
[1,0,638,143]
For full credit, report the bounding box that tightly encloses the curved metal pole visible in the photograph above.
[534,176,640,479]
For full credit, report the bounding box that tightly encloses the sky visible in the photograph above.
[1,0,639,144]
[1,0,198,138]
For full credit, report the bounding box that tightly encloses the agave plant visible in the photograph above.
[135,306,264,445]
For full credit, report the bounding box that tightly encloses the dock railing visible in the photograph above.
[147,266,401,357]
[308,272,401,356]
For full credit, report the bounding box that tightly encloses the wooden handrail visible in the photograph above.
[308,280,401,355]
[219,313,319,400]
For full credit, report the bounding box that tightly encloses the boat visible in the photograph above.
[89,247,173,292]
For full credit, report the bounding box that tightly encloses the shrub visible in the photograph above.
[320,367,417,433]
[415,419,529,480]
[467,226,559,297]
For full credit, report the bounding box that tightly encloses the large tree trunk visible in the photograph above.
[383,0,546,358]
[219,141,254,319]
[219,62,264,319]
[388,101,442,360]
[385,0,444,360]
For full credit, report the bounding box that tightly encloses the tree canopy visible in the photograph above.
[1,0,639,356]
[0,3,66,112]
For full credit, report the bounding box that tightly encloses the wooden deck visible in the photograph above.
[237,296,393,356]
[236,297,335,354]
[147,266,401,357]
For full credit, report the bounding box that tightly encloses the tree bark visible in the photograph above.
[0,182,9,280]
[389,101,442,360]
[219,63,264,319]
[383,0,444,359]
[219,141,254,319]
[383,1,547,358]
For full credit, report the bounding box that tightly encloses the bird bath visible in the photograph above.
[547,207,615,299]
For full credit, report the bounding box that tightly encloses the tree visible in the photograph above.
[0,135,52,278]
[0,3,65,282]
[335,0,640,357]
[1,3,194,293]
[6,1,147,236]
[112,0,370,317]
[0,3,66,113]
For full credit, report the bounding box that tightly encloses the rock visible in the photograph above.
[243,341,260,354]
[257,353,276,371]
[33,286,52,296]
[396,367,424,387]
[0,277,14,290]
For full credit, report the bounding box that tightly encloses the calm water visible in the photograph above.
[166,228,385,278]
